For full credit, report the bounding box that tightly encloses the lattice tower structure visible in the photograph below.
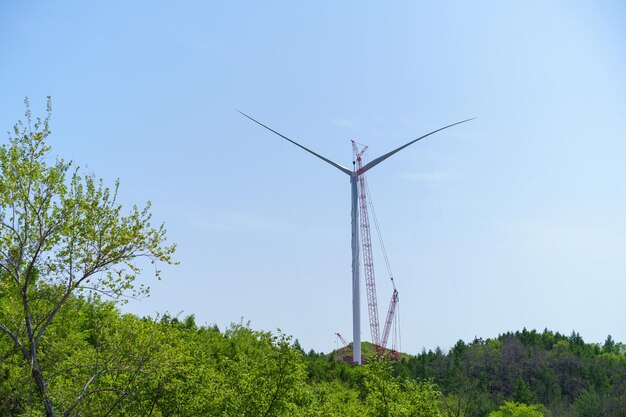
[381,288,399,350]
[352,141,381,351]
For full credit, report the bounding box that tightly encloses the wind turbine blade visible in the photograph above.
[238,111,352,176]
[360,118,476,174]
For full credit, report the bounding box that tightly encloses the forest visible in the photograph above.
[1,103,625,416]
[2,291,625,416]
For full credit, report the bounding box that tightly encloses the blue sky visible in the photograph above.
[1,1,626,354]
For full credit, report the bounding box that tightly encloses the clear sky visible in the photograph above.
[1,1,625,354]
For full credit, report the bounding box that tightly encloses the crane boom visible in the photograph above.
[335,332,348,347]
[380,288,399,349]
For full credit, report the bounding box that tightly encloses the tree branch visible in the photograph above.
[0,323,28,359]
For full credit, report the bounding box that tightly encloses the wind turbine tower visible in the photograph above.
[240,112,473,364]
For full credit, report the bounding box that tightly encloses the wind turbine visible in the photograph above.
[239,111,474,364]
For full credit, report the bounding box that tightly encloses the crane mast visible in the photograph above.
[353,141,400,358]
[352,141,381,350]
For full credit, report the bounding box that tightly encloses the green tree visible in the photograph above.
[573,389,607,417]
[361,357,444,417]
[488,401,549,417]
[0,98,175,416]
[602,334,616,354]
[512,378,536,405]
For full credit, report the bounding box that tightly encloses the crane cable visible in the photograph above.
[393,300,401,352]
[364,179,395,289]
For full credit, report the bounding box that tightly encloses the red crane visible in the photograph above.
[381,287,399,356]
[352,141,400,358]
[335,332,348,347]
[352,141,381,350]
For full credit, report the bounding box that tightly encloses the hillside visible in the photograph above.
[330,340,407,363]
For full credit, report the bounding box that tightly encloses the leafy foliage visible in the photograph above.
[0,99,175,416]
[487,401,549,417]
[1,292,444,416]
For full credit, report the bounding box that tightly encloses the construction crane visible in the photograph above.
[352,141,400,358]
[381,287,399,356]
[335,332,348,347]
[352,141,381,351]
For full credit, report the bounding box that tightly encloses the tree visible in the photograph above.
[0,98,175,416]
[512,378,536,405]
[602,335,616,354]
[488,401,549,417]
[361,357,444,417]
